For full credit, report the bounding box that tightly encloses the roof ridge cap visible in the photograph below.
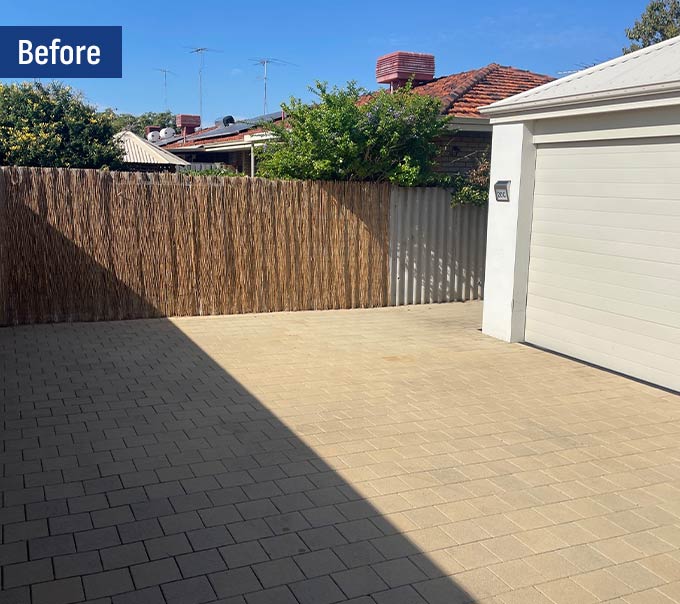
[440,63,500,113]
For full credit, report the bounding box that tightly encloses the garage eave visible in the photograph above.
[481,81,680,123]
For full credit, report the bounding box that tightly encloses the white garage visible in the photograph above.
[481,36,680,393]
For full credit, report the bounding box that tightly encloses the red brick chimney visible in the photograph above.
[176,114,201,135]
[376,51,435,91]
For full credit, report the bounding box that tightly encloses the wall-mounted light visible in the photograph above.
[494,180,510,202]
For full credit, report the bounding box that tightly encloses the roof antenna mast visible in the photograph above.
[153,68,176,110]
[251,58,295,114]
[186,47,221,126]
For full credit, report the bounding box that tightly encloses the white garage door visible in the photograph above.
[526,138,680,392]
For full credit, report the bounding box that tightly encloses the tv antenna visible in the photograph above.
[186,46,221,125]
[153,68,176,110]
[250,58,296,114]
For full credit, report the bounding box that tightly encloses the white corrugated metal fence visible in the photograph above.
[389,187,488,305]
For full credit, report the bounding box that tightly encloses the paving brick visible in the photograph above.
[131,557,181,588]
[83,568,134,599]
[235,499,279,520]
[130,499,174,521]
[45,482,85,501]
[198,504,241,528]
[107,487,148,507]
[54,550,103,578]
[291,576,346,604]
[3,558,54,588]
[186,526,233,550]
[158,511,203,535]
[29,534,76,559]
[295,548,346,578]
[5,486,45,506]
[118,518,163,543]
[0,542,28,566]
[245,586,298,604]
[209,567,262,599]
[373,558,428,588]
[170,492,212,513]
[253,557,305,588]
[26,499,69,521]
[75,527,121,551]
[4,519,48,542]
[181,476,220,494]
[177,548,227,577]
[31,577,84,604]
[333,566,388,598]
[259,534,308,559]
[49,512,93,535]
[91,506,134,528]
[144,533,193,560]
[0,586,30,604]
[101,542,148,570]
[219,541,270,568]
[145,481,185,500]
[68,493,109,514]
[112,586,165,604]
[162,576,217,604]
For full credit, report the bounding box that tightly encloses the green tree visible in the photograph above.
[256,81,448,186]
[624,0,680,53]
[0,82,122,169]
[106,110,176,137]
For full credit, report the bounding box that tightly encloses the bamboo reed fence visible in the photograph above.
[0,167,391,325]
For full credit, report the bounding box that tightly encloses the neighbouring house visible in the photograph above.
[158,112,282,174]
[161,52,552,176]
[481,35,680,393]
[115,130,190,172]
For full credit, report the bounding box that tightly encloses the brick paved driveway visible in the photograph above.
[2,302,680,604]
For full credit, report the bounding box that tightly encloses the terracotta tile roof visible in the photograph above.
[166,64,553,151]
[412,63,554,118]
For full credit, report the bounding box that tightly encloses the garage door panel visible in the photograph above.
[526,139,680,392]
[527,281,680,328]
[533,220,680,248]
[525,315,680,379]
[525,319,680,392]
[527,306,680,361]
[529,269,680,315]
[537,150,680,170]
[534,180,680,201]
[528,295,680,345]
[532,207,680,233]
[534,194,680,216]
[535,167,680,184]
[529,257,680,300]
[537,138,680,156]
[530,246,680,282]
[531,232,680,264]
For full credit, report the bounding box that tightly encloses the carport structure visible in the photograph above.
[480,35,680,393]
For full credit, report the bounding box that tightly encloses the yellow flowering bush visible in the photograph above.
[0,81,122,168]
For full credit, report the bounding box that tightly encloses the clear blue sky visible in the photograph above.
[2,0,647,125]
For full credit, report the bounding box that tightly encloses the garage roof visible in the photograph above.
[481,35,680,119]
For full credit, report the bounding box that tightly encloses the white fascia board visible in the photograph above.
[483,83,680,123]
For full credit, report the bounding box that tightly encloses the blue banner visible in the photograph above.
[0,26,122,78]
